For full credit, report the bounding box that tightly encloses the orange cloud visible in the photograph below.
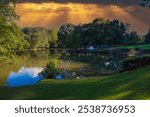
[16,2,150,34]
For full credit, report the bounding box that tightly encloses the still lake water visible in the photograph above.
[0,50,124,87]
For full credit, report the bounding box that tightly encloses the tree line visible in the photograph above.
[57,18,150,50]
[22,27,58,49]
[22,18,150,51]
[0,0,150,55]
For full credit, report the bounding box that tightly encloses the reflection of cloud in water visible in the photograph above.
[7,67,43,87]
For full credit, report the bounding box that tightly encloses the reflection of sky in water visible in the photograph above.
[5,52,123,87]
[7,67,43,87]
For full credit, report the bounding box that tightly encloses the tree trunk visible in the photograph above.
[84,44,87,51]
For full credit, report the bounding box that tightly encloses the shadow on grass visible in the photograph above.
[0,66,150,100]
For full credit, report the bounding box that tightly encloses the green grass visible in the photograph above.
[0,66,150,100]
[115,44,150,50]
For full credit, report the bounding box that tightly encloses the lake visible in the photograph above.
[0,50,125,87]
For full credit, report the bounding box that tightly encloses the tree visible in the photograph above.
[124,31,142,45]
[58,23,75,48]
[1,0,16,4]
[145,28,150,44]
[91,18,129,47]
[69,31,82,50]
[0,0,29,54]
[91,18,109,47]
[103,20,128,46]
[57,18,130,49]
[22,27,49,49]
[93,18,108,24]
[47,29,58,48]
[77,24,93,50]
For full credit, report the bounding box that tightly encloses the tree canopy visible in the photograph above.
[145,28,150,44]
[0,1,29,55]
[58,18,136,50]
[22,27,58,49]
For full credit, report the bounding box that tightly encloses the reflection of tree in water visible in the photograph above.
[0,50,124,84]
[0,50,62,65]
[0,53,19,65]
[58,52,123,77]
[0,50,61,85]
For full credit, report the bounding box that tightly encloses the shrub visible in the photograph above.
[40,59,61,78]
[122,55,150,71]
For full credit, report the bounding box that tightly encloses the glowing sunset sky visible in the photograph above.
[16,0,150,34]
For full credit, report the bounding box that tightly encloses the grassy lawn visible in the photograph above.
[115,44,150,50]
[0,66,150,100]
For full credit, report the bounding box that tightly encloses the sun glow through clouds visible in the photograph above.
[16,2,150,34]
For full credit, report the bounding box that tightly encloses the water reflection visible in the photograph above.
[7,67,43,87]
[0,50,125,87]
[0,50,58,86]
[59,53,123,77]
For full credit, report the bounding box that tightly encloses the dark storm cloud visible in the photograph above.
[17,0,140,6]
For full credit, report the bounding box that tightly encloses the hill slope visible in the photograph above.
[0,66,150,100]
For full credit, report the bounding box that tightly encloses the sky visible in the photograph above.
[16,0,150,34]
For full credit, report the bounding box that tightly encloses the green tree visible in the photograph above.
[69,27,83,50]
[106,20,129,46]
[57,18,137,50]
[124,31,142,45]
[76,24,92,50]
[0,0,29,55]
[58,23,75,48]
[91,18,109,47]
[90,18,129,47]
[22,27,49,49]
[145,28,150,44]
[93,18,108,25]
[47,29,58,48]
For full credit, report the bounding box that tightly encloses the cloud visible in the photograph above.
[7,67,43,87]
[17,0,140,6]
[16,1,150,34]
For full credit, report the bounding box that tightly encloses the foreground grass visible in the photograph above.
[0,66,150,100]
[115,44,150,50]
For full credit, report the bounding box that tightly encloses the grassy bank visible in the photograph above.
[0,66,150,100]
[115,44,150,50]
